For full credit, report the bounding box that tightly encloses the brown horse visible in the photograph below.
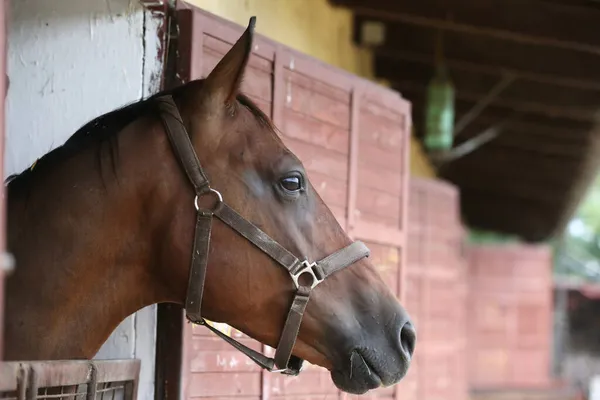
[3,17,415,394]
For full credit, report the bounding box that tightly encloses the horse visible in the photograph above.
[3,17,415,394]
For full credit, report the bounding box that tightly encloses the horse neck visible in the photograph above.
[3,118,170,361]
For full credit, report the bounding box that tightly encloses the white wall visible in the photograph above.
[6,1,163,399]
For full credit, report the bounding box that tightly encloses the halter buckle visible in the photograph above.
[291,260,323,290]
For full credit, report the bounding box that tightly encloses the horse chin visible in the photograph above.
[330,349,408,395]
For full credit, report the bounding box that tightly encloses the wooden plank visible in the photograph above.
[357,139,403,171]
[201,50,272,102]
[395,80,597,123]
[366,242,400,294]
[283,72,351,130]
[376,49,600,92]
[188,372,262,397]
[192,9,276,61]
[356,188,401,225]
[406,178,465,400]
[171,7,415,400]
[306,170,348,209]
[352,220,403,248]
[357,160,403,196]
[346,87,360,233]
[387,59,600,108]
[281,108,349,156]
[202,35,273,72]
[374,22,600,86]
[466,244,553,388]
[268,372,339,397]
[282,137,349,182]
[336,0,600,54]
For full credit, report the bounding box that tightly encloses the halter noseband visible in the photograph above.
[156,95,370,376]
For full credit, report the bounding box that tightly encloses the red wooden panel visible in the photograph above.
[466,244,553,390]
[189,398,259,400]
[304,170,347,209]
[281,108,349,155]
[356,188,402,225]
[346,386,395,400]
[366,242,400,295]
[268,372,338,397]
[282,69,350,130]
[284,69,350,129]
[189,337,262,373]
[203,35,273,72]
[176,6,412,400]
[281,137,348,182]
[188,372,261,397]
[356,162,403,197]
[421,351,459,400]
[406,178,467,400]
[201,49,272,103]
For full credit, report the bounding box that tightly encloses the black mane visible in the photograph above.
[5,81,271,192]
[6,86,179,191]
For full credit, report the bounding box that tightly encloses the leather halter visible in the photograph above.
[156,95,370,375]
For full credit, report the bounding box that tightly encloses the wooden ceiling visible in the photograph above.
[330,0,600,242]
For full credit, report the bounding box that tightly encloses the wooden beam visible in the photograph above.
[431,124,503,165]
[454,74,516,136]
[374,49,600,92]
[458,188,562,219]
[412,106,593,143]
[333,0,600,55]
[366,21,600,89]
[474,136,589,159]
[394,80,599,122]
[457,193,560,242]
[382,58,600,108]
[454,180,567,207]
[442,147,585,183]
[411,100,596,136]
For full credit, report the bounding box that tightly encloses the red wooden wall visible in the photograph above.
[174,5,412,400]
[466,244,553,390]
[406,177,468,400]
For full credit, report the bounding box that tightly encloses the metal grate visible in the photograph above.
[0,360,139,400]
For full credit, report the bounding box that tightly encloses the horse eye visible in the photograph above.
[280,175,302,192]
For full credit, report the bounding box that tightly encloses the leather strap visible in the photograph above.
[156,94,371,375]
[156,96,210,194]
[316,241,370,279]
[214,204,299,272]
[184,212,213,322]
[274,286,311,370]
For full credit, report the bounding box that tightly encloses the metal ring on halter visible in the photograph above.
[290,260,323,290]
[194,188,223,214]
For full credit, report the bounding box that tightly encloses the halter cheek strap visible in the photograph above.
[156,95,370,375]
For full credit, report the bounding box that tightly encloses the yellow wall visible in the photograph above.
[187,0,435,178]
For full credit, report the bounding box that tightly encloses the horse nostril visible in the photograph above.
[399,321,416,360]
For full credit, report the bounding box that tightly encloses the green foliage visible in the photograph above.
[467,228,521,244]
[558,173,600,282]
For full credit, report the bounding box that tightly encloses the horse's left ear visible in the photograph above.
[199,16,256,111]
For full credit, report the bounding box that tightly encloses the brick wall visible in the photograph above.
[406,177,468,400]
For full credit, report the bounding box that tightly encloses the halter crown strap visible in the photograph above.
[156,94,370,375]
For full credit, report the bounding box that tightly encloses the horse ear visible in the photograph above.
[199,16,256,110]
